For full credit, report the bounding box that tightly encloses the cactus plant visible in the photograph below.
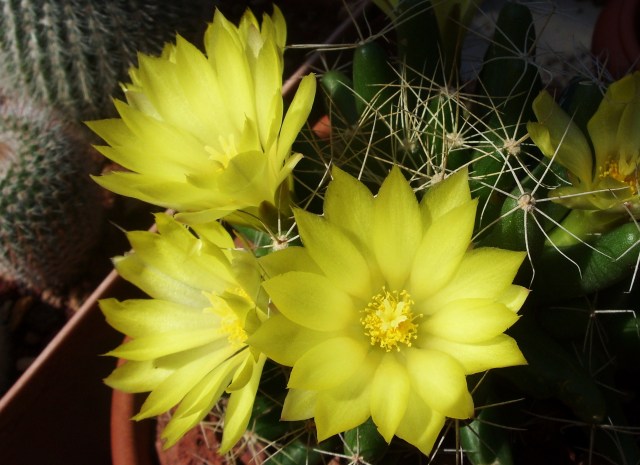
[0,0,214,121]
[0,89,105,297]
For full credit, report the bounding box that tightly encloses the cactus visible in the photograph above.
[0,89,105,296]
[0,0,214,121]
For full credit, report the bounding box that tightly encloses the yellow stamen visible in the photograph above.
[206,292,248,348]
[600,159,638,195]
[361,288,420,352]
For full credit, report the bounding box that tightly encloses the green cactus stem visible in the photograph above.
[0,89,106,297]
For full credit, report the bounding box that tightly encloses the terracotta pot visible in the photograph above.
[592,0,640,78]
[0,270,141,465]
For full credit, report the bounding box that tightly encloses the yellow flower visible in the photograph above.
[249,167,528,455]
[88,7,316,225]
[102,213,267,451]
[528,72,640,215]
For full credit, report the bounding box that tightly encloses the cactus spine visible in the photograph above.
[0,0,213,121]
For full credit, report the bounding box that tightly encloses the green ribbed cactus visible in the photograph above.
[0,90,105,296]
[0,0,214,121]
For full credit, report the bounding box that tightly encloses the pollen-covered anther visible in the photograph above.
[600,159,638,195]
[361,288,421,352]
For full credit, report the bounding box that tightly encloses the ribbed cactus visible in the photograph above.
[0,0,214,121]
[0,89,105,296]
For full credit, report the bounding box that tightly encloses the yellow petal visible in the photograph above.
[528,91,593,185]
[263,271,355,331]
[288,336,369,391]
[395,392,447,456]
[419,334,527,374]
[295,208,372,300]
[410,199,477,301]
[424,248,526,309]
[405,348,474,419]
[372,166,422,289]
[107,329,225,361]
[277,74,316,166]
[497,284,529,313]
[282,389,317,421]
[259,246,322,278]
[104,359,171,393]
[420,299,519,343]
[370,353,410,442]
[100,298,216,338]
[419,167,472,228]
[314,351,380,441]
[247,313,327,366]
[219,354,267,453]
[135,344,238,419]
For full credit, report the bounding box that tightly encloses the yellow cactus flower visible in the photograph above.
[88,7,316,225]
[101,213,267,451]
[249,167,528,456]
[528,72,640,216]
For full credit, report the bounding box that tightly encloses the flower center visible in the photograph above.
[206,292,248,349]
[600,159,638,195]
[361,288,420,352]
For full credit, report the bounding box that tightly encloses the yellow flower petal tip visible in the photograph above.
[89,7,316,226]
[251,166,528,456]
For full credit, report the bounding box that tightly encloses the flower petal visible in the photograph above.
[277,74,316,166]
[419,167,472,228]
[528,91,593,185]
[104,359,171,393]
[263,271,355,331]
[324,166,375,251]
[259,246,322,277]
[314,351,380,441]
[247,313,327,366]
[372,166,423,289]
[295,208,372,300]
[220,354,267,453]
[282,389,318,421]
[420,299,519,344]
[410,199,477,301]
[423,248,526,310]
[288,336,369,391]
[370,353,411,442]
[420,334,527,374]
[406,349,474,419]
[395,392,447,457]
